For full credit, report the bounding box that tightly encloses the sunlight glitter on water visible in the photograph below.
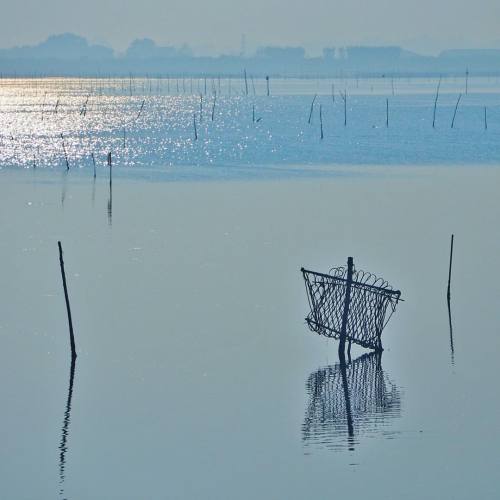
[0,77,499,176]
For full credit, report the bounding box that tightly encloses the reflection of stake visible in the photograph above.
[447,297,455,364]
[338,351,355,446]
[58,356,76,497]
[58,242,77,360]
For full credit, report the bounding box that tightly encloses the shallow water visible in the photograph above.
[1,164,499,499]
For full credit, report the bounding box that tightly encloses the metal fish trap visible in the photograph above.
[301,257,401,351]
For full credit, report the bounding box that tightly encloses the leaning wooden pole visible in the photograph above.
[451,94,462,129]
[432,76,441,128]
[244,69,248,96]
[339,257,354,357]
[447,234,454,302]
[58,242,77,360]
[308,94,317,124]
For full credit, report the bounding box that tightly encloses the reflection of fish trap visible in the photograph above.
[302,352,401,450]
[301,257,401,351]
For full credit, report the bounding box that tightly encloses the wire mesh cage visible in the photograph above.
[301,258,401,351]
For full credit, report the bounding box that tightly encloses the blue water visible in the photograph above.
[0,77,499,181]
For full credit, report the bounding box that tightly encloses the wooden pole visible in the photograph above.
[339,257,354,356]
[386,98,389,128]
[107,153,112,225]
[266,75,270,96]
[319,104,324,140]
[308,94,317,124]
[451,94,462,128]
[244,69,248,96]
[60,133,69,170]
[432,76,441,128]
[484,106,488,130]
[211,93,216,121]
[447,234,454,301]
[193,113,198,140]
[107,152,112,186]
[91,152,96,179]
[58,242,77,360]
[341,91,347,126]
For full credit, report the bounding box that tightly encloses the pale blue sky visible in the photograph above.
[1,0,499,55]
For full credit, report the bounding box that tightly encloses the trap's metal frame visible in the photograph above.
[301,257,401,351]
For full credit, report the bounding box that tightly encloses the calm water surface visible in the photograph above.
[0,164,499,499]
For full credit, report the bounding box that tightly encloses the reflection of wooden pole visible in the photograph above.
[59,355,76,494]
[447,298,455,364]
[58,242,77,360]
[339,257,354,357]
[338,351,354,443]
[447,234,454,301]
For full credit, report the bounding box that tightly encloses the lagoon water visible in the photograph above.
[0,78,500,499]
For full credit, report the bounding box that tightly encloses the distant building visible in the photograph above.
[255,46,306,61]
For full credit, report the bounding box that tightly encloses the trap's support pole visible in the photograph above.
[339,257,354,357]
[58,241,77,360]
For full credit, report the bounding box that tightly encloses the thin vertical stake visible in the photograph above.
[58,242,77,360]
[339,257,354,356]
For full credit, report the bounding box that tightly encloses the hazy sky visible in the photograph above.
[1,0,499,55]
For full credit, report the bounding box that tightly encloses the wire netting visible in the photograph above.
[301,264,401,350]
